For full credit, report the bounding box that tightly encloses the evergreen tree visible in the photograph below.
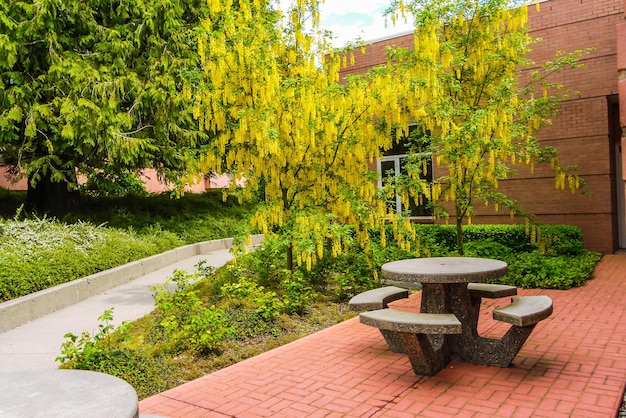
[0,0,209,215]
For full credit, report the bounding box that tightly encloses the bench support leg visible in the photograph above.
[397,332,451,376]
[437,285,537,367]
[379,330,404,353]
[457,325,536,367]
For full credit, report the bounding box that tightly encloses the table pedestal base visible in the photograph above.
[422,282,539,368]
[397,332,452,376]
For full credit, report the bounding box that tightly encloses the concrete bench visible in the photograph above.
[463,295,553,367]
[467,283,518,325]
[493,295,553,327]
[468,283,517,299]
[348,286,409,311]
[349,286,410,352]
[360,309,462,334]
[360,309,462,376]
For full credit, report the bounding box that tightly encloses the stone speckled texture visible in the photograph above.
[348,286,409,311]
[360,309,462,376]
[360,309,462,334]
[493,295,554,327]
[382,257,508,284]
[0,370,138,418]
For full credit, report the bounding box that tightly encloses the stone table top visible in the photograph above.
[0,369,138,418]
[381,257,508,284]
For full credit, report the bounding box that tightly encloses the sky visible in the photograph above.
[279,1,415,47]
[318,1,414,46]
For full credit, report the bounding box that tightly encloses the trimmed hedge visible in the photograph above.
[412,223,584,255]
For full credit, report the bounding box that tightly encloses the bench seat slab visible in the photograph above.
[493,295,553,327]
[348,287,409,311]
[360,309,462,334]
[468,283,517,299]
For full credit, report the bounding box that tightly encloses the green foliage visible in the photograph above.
[502,250,602,289]
[413,223,586,257]
[57,307,184,399]
[153,269,234,353]
[74,191,255,244]
[0,190,255,301]
[80,167,148,198]
[427,224,602,289]
[280,270,317,315]
[462,239,514,260]
[0,217,183,301]
[0,0,210,202]
[533,224,584,255]
[221,278,283,322]
[56,308,129,368]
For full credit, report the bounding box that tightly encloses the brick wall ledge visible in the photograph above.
[0,234,264,333]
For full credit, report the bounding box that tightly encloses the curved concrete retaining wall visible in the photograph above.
[0,235,263,333]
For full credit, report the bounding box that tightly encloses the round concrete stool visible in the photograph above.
[0,369,138,417]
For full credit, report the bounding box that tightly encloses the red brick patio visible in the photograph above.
[140,255,626,417]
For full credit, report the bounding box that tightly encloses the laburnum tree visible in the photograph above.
[190,0,416,271]
[0,0,209,215]
[381,0,589,252]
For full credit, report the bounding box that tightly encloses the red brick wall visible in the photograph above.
[341,0,624,254]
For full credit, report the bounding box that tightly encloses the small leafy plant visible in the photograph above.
[153,269,234,353]
[56,308,129,368]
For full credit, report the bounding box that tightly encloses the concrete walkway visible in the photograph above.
[139,255,626,417]
[0,246,236,372]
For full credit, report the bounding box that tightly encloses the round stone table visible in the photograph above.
[381,257,508,285]
[381,257,509,365]
[0,370,139,418]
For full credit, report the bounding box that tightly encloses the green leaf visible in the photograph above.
[61,123,74,139]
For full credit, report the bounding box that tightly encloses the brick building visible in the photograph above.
[341,0,625,254]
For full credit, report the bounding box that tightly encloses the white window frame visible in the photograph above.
[377,145,434,218]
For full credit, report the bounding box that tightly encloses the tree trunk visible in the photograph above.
[25,173,80,217]
[286,242,294,272]
[456,216,464,255]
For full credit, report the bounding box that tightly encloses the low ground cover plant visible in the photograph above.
[57,223,601,398]
[0,216,182,302]
[0,190,255,302]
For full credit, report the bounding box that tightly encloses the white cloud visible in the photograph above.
[278,0,415,47]
[319,1,415,46]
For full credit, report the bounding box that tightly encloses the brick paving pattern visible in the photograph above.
[140,255,626,417]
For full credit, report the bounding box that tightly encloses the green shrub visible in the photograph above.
[462,224,536,253]
[281,270,317,315]
[534,224,584,255]
[0,219,184,302]
[80,167,149,197]
[153,270,234,353]
[57,308,130,368]
[501,250,602,289]
[461,239,513,259]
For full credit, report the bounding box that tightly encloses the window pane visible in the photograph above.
[380,160,396,178]
[379,124,433,217]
